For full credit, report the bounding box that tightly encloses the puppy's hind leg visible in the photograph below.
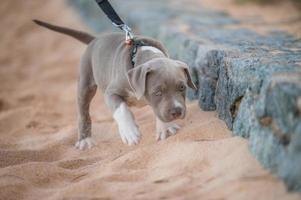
[75,53,97,150]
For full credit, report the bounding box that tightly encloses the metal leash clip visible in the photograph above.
[113,23,134,45]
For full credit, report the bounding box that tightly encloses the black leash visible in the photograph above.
[95,0,134,44]
[95,0,149,65]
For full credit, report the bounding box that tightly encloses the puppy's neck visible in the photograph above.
[134,46,165,67]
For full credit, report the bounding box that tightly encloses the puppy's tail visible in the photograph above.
[33,19,95,44]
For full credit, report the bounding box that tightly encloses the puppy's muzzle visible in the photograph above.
[169,107,183,120]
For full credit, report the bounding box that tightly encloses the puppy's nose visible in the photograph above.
[170,107,182,119]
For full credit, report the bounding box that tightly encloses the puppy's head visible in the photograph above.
[127,58,197,122]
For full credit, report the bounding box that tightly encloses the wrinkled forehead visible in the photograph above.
[147,64,186,89]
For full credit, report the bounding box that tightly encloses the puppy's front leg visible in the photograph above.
[105,94,140,145]
[156,118,180,141]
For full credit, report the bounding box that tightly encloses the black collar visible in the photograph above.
[130,39,147,66]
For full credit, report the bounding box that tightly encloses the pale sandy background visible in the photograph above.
[0,0,300,199]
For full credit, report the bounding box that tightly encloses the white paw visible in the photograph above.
[75,137,95,150]
[156,118,180,141]
[113,103,141,146]
[118,122,140,145]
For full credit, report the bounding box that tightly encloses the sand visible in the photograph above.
[0,0,300,199]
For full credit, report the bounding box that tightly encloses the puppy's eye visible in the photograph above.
[178,84,186,91]
[155,90,162,96]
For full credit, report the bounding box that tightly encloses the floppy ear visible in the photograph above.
[175,61,198,90]
[127,61,152,99]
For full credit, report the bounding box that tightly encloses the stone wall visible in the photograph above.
[69,0,301,192]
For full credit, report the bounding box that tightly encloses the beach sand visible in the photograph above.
[0,1,300,199]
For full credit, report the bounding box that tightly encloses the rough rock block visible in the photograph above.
[250,73,301,191]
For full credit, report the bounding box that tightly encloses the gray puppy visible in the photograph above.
[34,20,197,150]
